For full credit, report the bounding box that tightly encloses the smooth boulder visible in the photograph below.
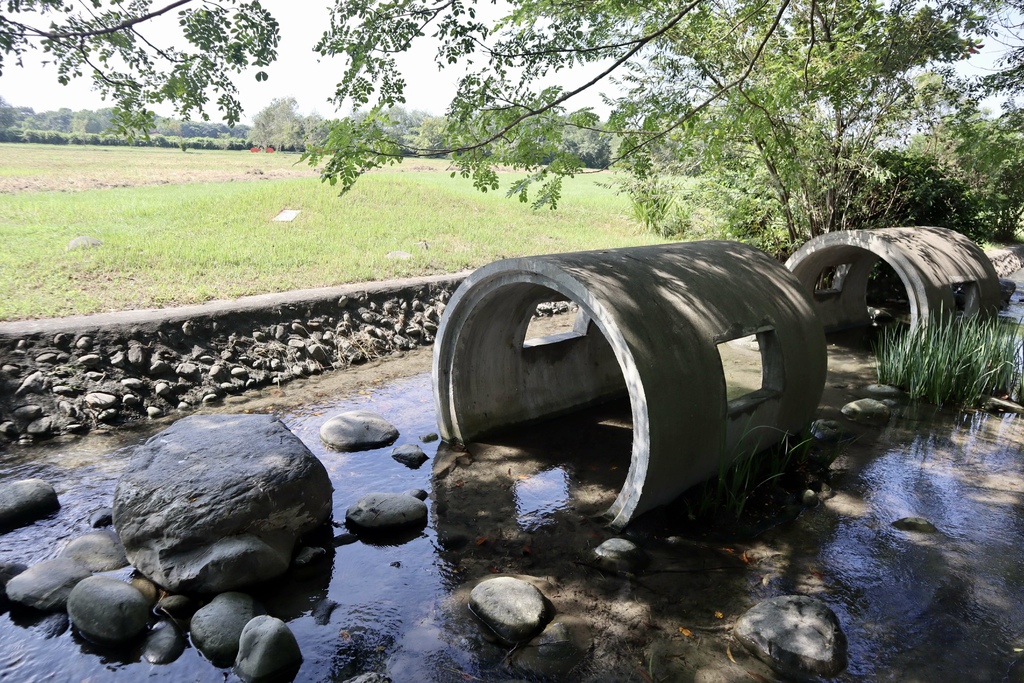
[5,558,91,612]
[113,414,333,593]
[345,493,427,532]
[593,538,648,574]
[0,562,27,611]
[511,620,587,679]
[841,398,891,424]
[59,530,128,572]
[469,576,548,644]
[734,595,847,681]
[0,478,59,529]
[391,444,429,468]
[320,411,399,451]
[191,592,263,666]
[234,615,303,682]
[142,618,188,664]
[67,576,150,645]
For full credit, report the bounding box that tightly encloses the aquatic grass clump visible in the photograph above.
[875,314,1023,407]
[692,428,816,520]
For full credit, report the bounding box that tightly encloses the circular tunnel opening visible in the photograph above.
[866,257,913,324]
[454,287,636,526]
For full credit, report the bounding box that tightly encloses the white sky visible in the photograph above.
[0,1,614,124]
[0,2,1017,123]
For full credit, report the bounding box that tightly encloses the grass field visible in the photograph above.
[0,144,664,320]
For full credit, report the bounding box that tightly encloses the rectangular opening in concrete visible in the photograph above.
[718,334,764,402]
[717,327,782,415]
[814,263,852,295]
[950,280,980,315]
[523,304,589,348]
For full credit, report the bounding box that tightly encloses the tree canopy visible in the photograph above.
[0,0,279,134]
[2,0,1019,241]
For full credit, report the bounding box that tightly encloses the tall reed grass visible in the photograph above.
[875,313,1024,407]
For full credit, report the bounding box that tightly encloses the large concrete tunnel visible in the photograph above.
[786,226,1000,332]
[433,242,827,529]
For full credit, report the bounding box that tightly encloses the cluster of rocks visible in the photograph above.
[0,409,449,682]
[0,281,458,444]
[464,537,848,681]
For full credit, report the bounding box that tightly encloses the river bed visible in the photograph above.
[3,286,1024,681]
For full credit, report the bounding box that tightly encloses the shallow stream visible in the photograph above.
[2,277,1024,681]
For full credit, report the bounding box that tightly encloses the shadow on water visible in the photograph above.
[6,279,1024,679]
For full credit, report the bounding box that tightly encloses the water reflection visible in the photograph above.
[514,467,570,532]
[811,404,1024,681]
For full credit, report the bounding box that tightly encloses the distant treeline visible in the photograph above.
[0,101,254,147]
[0,128,254,150]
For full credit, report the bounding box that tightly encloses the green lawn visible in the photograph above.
[0,145,663,320]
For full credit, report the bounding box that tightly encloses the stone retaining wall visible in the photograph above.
[0,275,466,444]
[986,244,1024,278]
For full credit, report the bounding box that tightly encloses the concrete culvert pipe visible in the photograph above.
[785,226,1000,332]
[432,242,827,529]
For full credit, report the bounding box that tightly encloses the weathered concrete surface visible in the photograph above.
[433,241,826,529]
[786,226,1000,331]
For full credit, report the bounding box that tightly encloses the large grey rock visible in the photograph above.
[391,444,429,468]
[59,530,128,572]
[892,517,938,533]
[511,620,587,679]
[469,576,548,644]
[0,478,60,529]
[16,371,46,396]
[734,595,847,681]
[981,395,1024,414]
[863,384,906,400]
[999,278,1016,307]
[191,592,262,666]
[346,493,427,532]
[5,558,92,612]
[142,618,187,664]
[0,562,28,611]
[840,398,891,424]
[67,576,150,645]
[320,411,399,451]
[593,538,648,574]
[234,615,303,682]
[810,418,846,443]
[113,414,333,593]
[85,392,119,410]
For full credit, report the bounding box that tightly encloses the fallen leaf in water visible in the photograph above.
[453,480,464,488]
[721,547,736,555]
[488,566,500,574]
[339,630,351,641]
[741,551,750,564]
[746,672,772,682]
[715,611,724,619]
[679,627,693,637]
[475,537,488,545]
[726,645,736,663]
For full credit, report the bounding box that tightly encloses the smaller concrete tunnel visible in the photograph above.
[785,226,1001,332]
[433,242,827,529]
